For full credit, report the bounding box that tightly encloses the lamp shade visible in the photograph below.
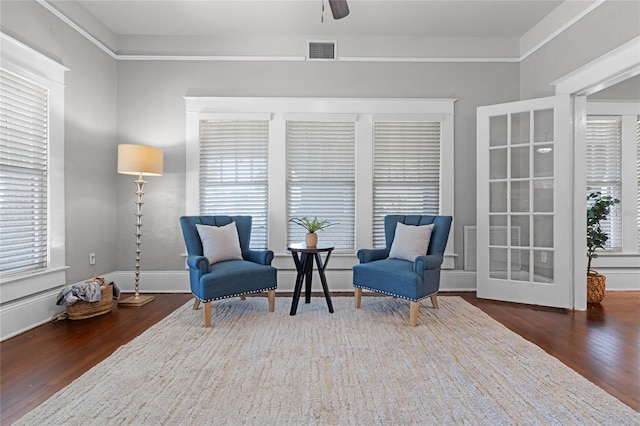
[117,144,163,176]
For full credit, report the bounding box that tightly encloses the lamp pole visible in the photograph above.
[117,144,162,307]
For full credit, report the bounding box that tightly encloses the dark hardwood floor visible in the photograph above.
[1,292,638,424]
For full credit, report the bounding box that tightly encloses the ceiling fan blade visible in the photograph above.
[328,0,350,20]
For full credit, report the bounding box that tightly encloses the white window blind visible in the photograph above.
[0,68,49,275]
[286,121,355,249]
[586,116,622,251]
[199,120,269,248]
[372,121,441,247]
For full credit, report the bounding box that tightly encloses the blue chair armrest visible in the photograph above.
[414,254,444,275]
[357,248,389,263]
[187,255,210,275]
[243,249,274,265]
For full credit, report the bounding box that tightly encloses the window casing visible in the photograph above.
[0,33,66,301]
[185,97,455,269]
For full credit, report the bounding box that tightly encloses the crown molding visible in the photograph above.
[519,0,605,61]
[36,0,117,59]
[340,56,520,63]
[37,0,603,64]
[552,36,640,95]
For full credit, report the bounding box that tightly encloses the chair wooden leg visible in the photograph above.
[193,298,200,310]
[409,301,420,327]
[355,287,362,309]
[203,301,212,328]
[240,295,246,300]
[268,289,275,312]
[430,294,439,309]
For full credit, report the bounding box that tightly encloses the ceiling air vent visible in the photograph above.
[307,41,337,61]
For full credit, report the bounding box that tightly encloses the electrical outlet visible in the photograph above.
[89,252,96,265]
[540,251,547,264]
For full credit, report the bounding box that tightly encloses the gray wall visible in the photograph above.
[1,0,119,284]
[520,0,640,99]
[589,75,640,100]
[2,0,638,281]
[116,60,520,271]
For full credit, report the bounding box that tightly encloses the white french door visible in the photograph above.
[476,96,573,308]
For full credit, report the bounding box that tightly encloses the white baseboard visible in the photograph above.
[3,268,635,341]
[109,269,478,293]
[100,269,640,293]
[0,273,118,342]
[589,269,640,291]
[1,288,65,342]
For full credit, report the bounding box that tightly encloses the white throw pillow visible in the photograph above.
[388,222,434,262]
[196,222,243,265]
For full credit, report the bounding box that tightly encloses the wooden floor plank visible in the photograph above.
[1,292,638,424]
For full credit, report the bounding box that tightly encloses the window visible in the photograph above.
[372,121,441,247]
[0,33,66,294]
[185,97,455,268]
[286,121,355,249]
[586,102,640,256]
[586,116,622,250]
[198,120,269,248]
[0,69,49,274]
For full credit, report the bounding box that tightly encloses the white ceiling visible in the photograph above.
[68,0,563,39]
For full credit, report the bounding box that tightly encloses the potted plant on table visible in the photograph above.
[586,191,620,303]
[290,216,337,247]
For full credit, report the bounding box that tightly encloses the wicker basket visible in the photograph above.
[587,271,606,303]
[66,277,113,320]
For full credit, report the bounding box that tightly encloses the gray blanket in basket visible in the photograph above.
[56,281,102,306]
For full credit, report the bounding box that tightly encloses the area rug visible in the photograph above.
[16,297,639,425]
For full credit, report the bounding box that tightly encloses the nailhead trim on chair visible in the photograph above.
[194,286,277,303]
[353,284,436,302]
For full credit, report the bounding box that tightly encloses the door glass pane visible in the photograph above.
[533,215,553,248]
[510,248,530,282]
[511,181,530,212]
[533,179,553,212]
[490,182,507,212]
[510,215,530,247]
[534,109,554,142]
[511,112,530,145]
[490,215,507,246]
[534,250,554,283]
[511,146,530,179]
[534,144,553,177]
[490,115,507,147]
[489,247,508,279]
[490,148,507,179]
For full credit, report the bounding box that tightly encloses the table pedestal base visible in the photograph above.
[289,246,334,316]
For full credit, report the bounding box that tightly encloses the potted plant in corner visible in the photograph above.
[586,191,620,303]
[290,216,337,247]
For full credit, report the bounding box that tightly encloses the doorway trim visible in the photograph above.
[552,35,640,310]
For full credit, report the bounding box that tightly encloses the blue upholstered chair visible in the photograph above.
[180,215,277,327]
[353,215,452,326]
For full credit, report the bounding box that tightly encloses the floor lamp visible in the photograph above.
[117,144,163,307]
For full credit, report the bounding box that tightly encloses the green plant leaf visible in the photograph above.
[289,216,337,233]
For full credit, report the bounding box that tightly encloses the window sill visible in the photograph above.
[591,253,640,269]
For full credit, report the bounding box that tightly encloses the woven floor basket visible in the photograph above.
[66,278,113,320]
[587,272,606,303]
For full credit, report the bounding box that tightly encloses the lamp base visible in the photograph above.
[118,294,155,307]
